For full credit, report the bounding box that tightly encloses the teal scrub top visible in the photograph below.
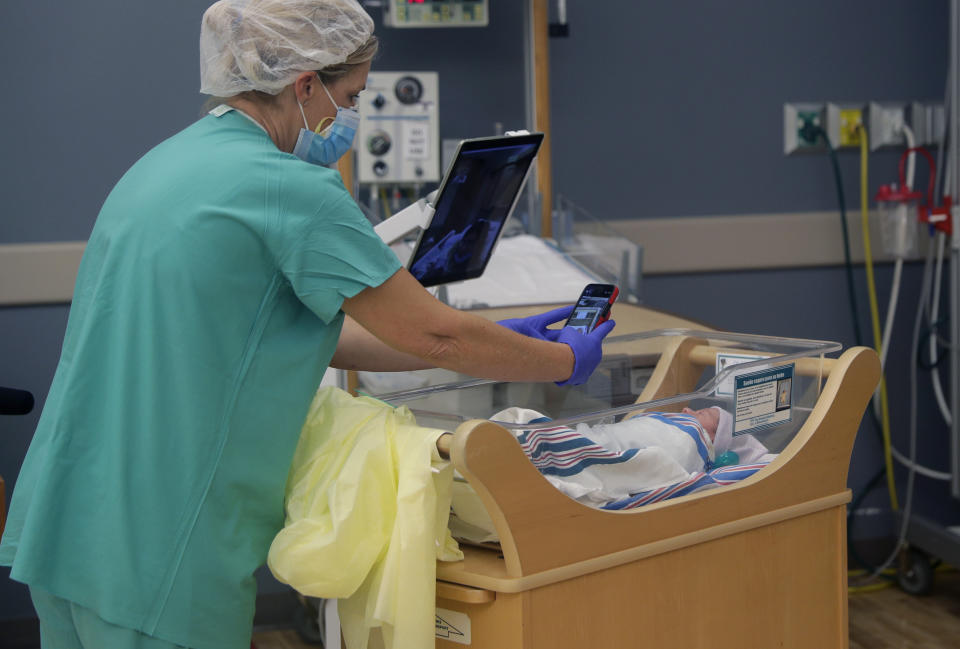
[0,109,402,649]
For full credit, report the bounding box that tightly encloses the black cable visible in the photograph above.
[802,124,897,568]
[809,126,866,348]
[795,123,900,575]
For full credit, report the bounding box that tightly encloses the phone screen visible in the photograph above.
[564,284,618,333]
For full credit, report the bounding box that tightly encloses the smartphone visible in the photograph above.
[563,284,619,334]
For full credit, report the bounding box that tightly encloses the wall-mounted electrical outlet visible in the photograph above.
[867,102,906,151]
[823,103,864,148]
[785,100,932,155]
[908,101,946,146]
[840,107,864,147]
[783,103,826,154]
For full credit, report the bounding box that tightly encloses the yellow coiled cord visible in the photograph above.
[857,123,898,511]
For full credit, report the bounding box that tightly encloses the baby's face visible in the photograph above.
[682,407,719,441]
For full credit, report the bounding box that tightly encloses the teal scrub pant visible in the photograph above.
[29,587,190,649]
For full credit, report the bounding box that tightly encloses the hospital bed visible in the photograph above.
[378,313,880,649]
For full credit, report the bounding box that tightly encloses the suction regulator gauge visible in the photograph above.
[367,130,392,156]
[394,76,423,105]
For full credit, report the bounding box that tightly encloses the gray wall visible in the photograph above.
[1,0,956,624]
[550,1,949,219]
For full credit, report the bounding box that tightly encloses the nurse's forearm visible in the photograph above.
[341,271,576,383]
[412,313,576,383]
[331,314,574,382]
[331,317,435,372]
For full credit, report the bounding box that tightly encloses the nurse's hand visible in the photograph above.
[554,319,616,386]
[496,306,575,342]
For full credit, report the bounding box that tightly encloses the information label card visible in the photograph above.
[733,363,794,435]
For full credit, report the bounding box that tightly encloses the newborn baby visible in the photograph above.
[448,406,772,542]
[680,406,769,466]
[582,410,716,475]
[683,406,721,441]
[496,405,770,506]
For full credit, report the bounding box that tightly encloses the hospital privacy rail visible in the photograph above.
[379,329,881,649]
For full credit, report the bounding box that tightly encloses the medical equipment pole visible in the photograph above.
[522,0,541,236]
[523,0,553,238]
[951,0,960,499]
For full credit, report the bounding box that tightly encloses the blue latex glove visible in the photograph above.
[497,306,575,342]
[555,319,616,386]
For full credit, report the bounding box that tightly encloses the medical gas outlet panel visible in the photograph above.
[383,0,488,28]
[357,71,440,185]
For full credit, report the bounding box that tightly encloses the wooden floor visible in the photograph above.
[252,571,960,649]
[849,569,960,648]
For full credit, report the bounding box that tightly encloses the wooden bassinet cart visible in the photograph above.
[430,333,880,649]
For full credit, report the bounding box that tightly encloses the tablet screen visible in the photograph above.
[407,133,543,287]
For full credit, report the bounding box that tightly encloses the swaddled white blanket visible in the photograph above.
[495,407,714,506]
[449,407,771,543]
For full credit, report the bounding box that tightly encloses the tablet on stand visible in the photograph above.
[374,132,544,294]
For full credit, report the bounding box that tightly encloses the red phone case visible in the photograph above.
[595,287,619,326]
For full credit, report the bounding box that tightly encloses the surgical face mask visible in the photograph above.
[292,78,359,167]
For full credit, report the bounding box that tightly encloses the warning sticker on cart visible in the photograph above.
[436,608,471,644]
[733,364,794,435]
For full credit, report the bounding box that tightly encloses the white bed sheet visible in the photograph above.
[441,234,597,309]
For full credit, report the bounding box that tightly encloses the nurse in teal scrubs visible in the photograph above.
[0,1,614,648]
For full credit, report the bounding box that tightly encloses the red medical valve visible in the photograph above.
[919,195,953,236]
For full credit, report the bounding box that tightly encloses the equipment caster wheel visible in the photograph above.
[897,548,934,595]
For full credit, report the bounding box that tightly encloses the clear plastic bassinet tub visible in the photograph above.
[371,329,843,531]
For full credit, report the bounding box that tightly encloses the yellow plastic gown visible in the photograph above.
[267,386,463,649]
